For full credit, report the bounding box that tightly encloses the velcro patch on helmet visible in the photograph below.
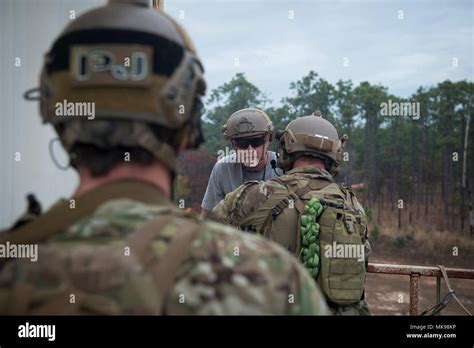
[234,117,255,133]
[303,134,336,152]
[70,44,153,87]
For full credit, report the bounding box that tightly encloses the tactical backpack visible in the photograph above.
[236,176,368,306]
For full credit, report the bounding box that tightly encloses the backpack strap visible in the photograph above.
[4,212,202,315]
[236,177,331,238]
[126,213,201,313]
[264,178,330,255]
[270,192,300,220]
[271,178,330,218]
[0,180,170,250]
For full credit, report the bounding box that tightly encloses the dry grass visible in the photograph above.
[375,222,474,254]
[366,201,474,267]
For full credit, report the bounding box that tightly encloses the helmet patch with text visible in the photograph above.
[70,45,152,86]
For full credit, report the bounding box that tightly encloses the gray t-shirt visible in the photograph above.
[201,151,282,211]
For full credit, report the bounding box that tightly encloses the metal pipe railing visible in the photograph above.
[367,263,474,315]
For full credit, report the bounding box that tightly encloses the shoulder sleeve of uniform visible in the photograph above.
[210,180,261,224]
[211,180,285,227]
[167,222,329,315]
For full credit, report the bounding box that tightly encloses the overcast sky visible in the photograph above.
[0,0,472,228]
[166,0,473,104]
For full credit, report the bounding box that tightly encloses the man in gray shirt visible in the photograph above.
[201,108,282,216]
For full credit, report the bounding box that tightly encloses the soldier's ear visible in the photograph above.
[329,161,340,177]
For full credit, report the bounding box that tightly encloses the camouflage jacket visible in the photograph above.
[0,180,328,315]
[212,167,371,315]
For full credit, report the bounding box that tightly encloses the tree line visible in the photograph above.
[189,72,473,234]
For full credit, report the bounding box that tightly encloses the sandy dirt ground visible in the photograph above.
[365,238,474,316]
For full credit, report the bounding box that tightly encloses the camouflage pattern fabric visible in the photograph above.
[213,167,366,226]
[212,166,371,315]
[0,181,328,315]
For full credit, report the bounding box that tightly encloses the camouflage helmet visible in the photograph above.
[276,111,348,174]
[36,0,206,172]
[222,108,273,140]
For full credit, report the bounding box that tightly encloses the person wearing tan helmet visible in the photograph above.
[0,0,328,315]
[201,108,282,217]
[213,111,371,315]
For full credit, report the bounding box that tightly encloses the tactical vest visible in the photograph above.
[237,174,368,306]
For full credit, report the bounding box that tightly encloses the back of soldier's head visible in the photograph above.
[276,111,347,175]
[36,0,206,176]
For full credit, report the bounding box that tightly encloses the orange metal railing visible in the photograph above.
[367,263,474,315]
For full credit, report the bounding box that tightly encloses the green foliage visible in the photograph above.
[371,225,380,240]
[197,71,473,218]
[363,205,372,220]
[283,70,336,124]
[334,79,358,131]
[392,234,414,248]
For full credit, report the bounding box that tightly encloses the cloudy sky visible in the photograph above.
[164,0,472,104]
[0,0,472,228]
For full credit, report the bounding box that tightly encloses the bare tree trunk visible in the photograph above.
[461,110,471,232]
[443,150,449,230]
[398,118,403,231]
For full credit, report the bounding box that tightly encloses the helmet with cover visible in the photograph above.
[276,111,348,174]
[222,108,273,140]
[37,0,206,173]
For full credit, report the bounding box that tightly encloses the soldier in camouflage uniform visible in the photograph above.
[0,0,328,315]
[213,112,371,315]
